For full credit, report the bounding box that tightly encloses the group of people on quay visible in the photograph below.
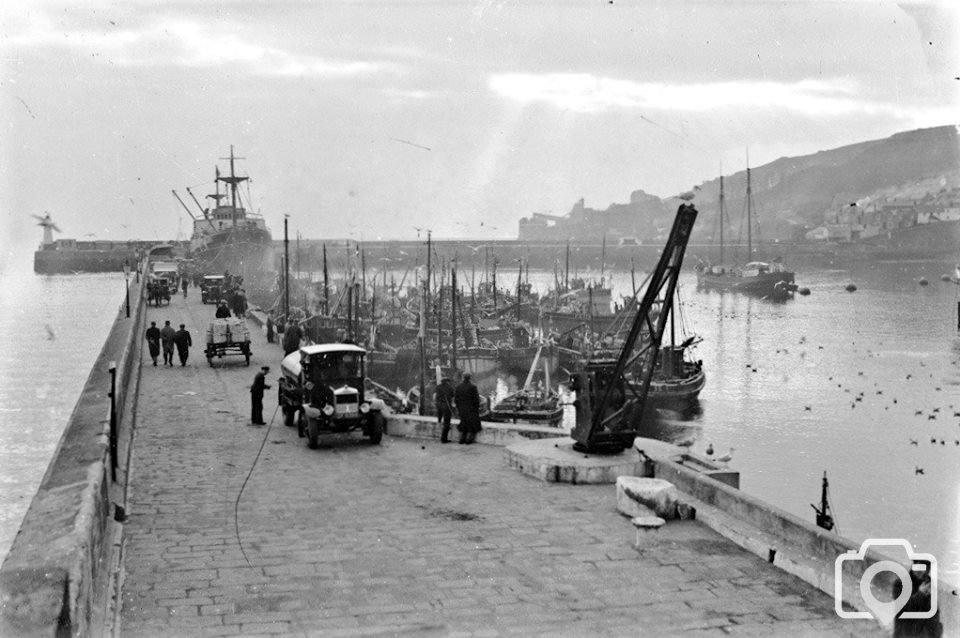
[144,320,192,367]
[434,374,482,444]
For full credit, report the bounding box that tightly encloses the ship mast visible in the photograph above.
[218,146,248,229]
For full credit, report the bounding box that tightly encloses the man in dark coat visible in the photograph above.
[232,289,247,318]
[173,323,192,367]
[250,366,271,425]
[434,377,455,443]
[215,302,231,318]
[454,373,482,444]
[266,315,275,343]
[145,321,161,366]
[159,320,176,366]
[282,320,302,356]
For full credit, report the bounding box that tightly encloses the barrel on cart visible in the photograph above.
[204,318,252,366]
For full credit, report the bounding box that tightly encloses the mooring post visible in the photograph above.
[108,361,117,482]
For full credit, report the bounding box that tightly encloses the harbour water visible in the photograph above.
[2,252,958,589]
[0,253,124,563]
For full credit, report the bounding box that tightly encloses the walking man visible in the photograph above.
[454,373,482,444]
[250,366,271,425]
[145,321,161,366]
[215,301,231,318]
[159,320,176,366]
[181,277,189,298]
[435,377,455,443]
[173,323,192,366]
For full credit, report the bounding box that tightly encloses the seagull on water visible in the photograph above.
[715,448,735,463]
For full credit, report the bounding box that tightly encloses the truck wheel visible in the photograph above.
[245,354,251,366]
[369,413,385,445]
[307,418,319,450]
[207,356,214,367]
[282,406,294,427]
[296,411,306,438]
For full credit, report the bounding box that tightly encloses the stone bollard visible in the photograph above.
[631,516,665,546]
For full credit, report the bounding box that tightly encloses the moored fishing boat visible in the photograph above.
[695,164,796,300]
[489,345,563,426]
[631,340,705,411]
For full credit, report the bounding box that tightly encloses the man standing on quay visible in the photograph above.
[173,323,192,367]
[454,373,482,444]
[434,377,455,443]
[250,366,271,425]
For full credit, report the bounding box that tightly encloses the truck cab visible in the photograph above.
[201,275,225,304]
[279,343,386,449]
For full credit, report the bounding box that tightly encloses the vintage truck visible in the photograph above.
[278,343,387,449]
[200,275,226,304]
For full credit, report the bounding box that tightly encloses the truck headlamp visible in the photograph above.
[322,404,335,417]
[359,402,370,414]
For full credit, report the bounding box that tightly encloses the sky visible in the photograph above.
[1,0,958,261]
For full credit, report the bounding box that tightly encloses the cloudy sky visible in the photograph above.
[1,0,957,258]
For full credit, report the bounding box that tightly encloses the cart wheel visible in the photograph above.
[307,418,319,450]
[245,354,251,366]
[369,413,385,445]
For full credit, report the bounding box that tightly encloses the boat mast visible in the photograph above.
[601,234,606,284]
[746,151,752,258]
[451,260,458,370]
[322,244,329,315]
[516,258,522,322]
[719,172,725,265]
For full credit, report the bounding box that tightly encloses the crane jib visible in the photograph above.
[571,203,698,454]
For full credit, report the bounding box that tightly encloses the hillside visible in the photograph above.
[689,125,960,242]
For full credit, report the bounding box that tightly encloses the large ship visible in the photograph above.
[174,147,275,300]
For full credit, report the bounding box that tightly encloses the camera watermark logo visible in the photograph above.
[835,538,937,625]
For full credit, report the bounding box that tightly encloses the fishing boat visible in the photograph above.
[173,146,275,294]
[640,339,705,410]
[489,345,563,426]
[695,164,796,300]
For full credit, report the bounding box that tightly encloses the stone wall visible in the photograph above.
[636,438,957,631]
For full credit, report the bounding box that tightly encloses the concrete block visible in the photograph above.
[616,476,679,520]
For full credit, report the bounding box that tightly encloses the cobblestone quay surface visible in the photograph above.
[118,293,881,637]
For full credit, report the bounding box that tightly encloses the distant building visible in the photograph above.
[517,190,669,241]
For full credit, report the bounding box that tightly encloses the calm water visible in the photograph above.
[1,253,958,588]
[0,255,123,563]
[571,261,960,588]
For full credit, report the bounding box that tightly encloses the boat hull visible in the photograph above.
[696,270,795,299]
